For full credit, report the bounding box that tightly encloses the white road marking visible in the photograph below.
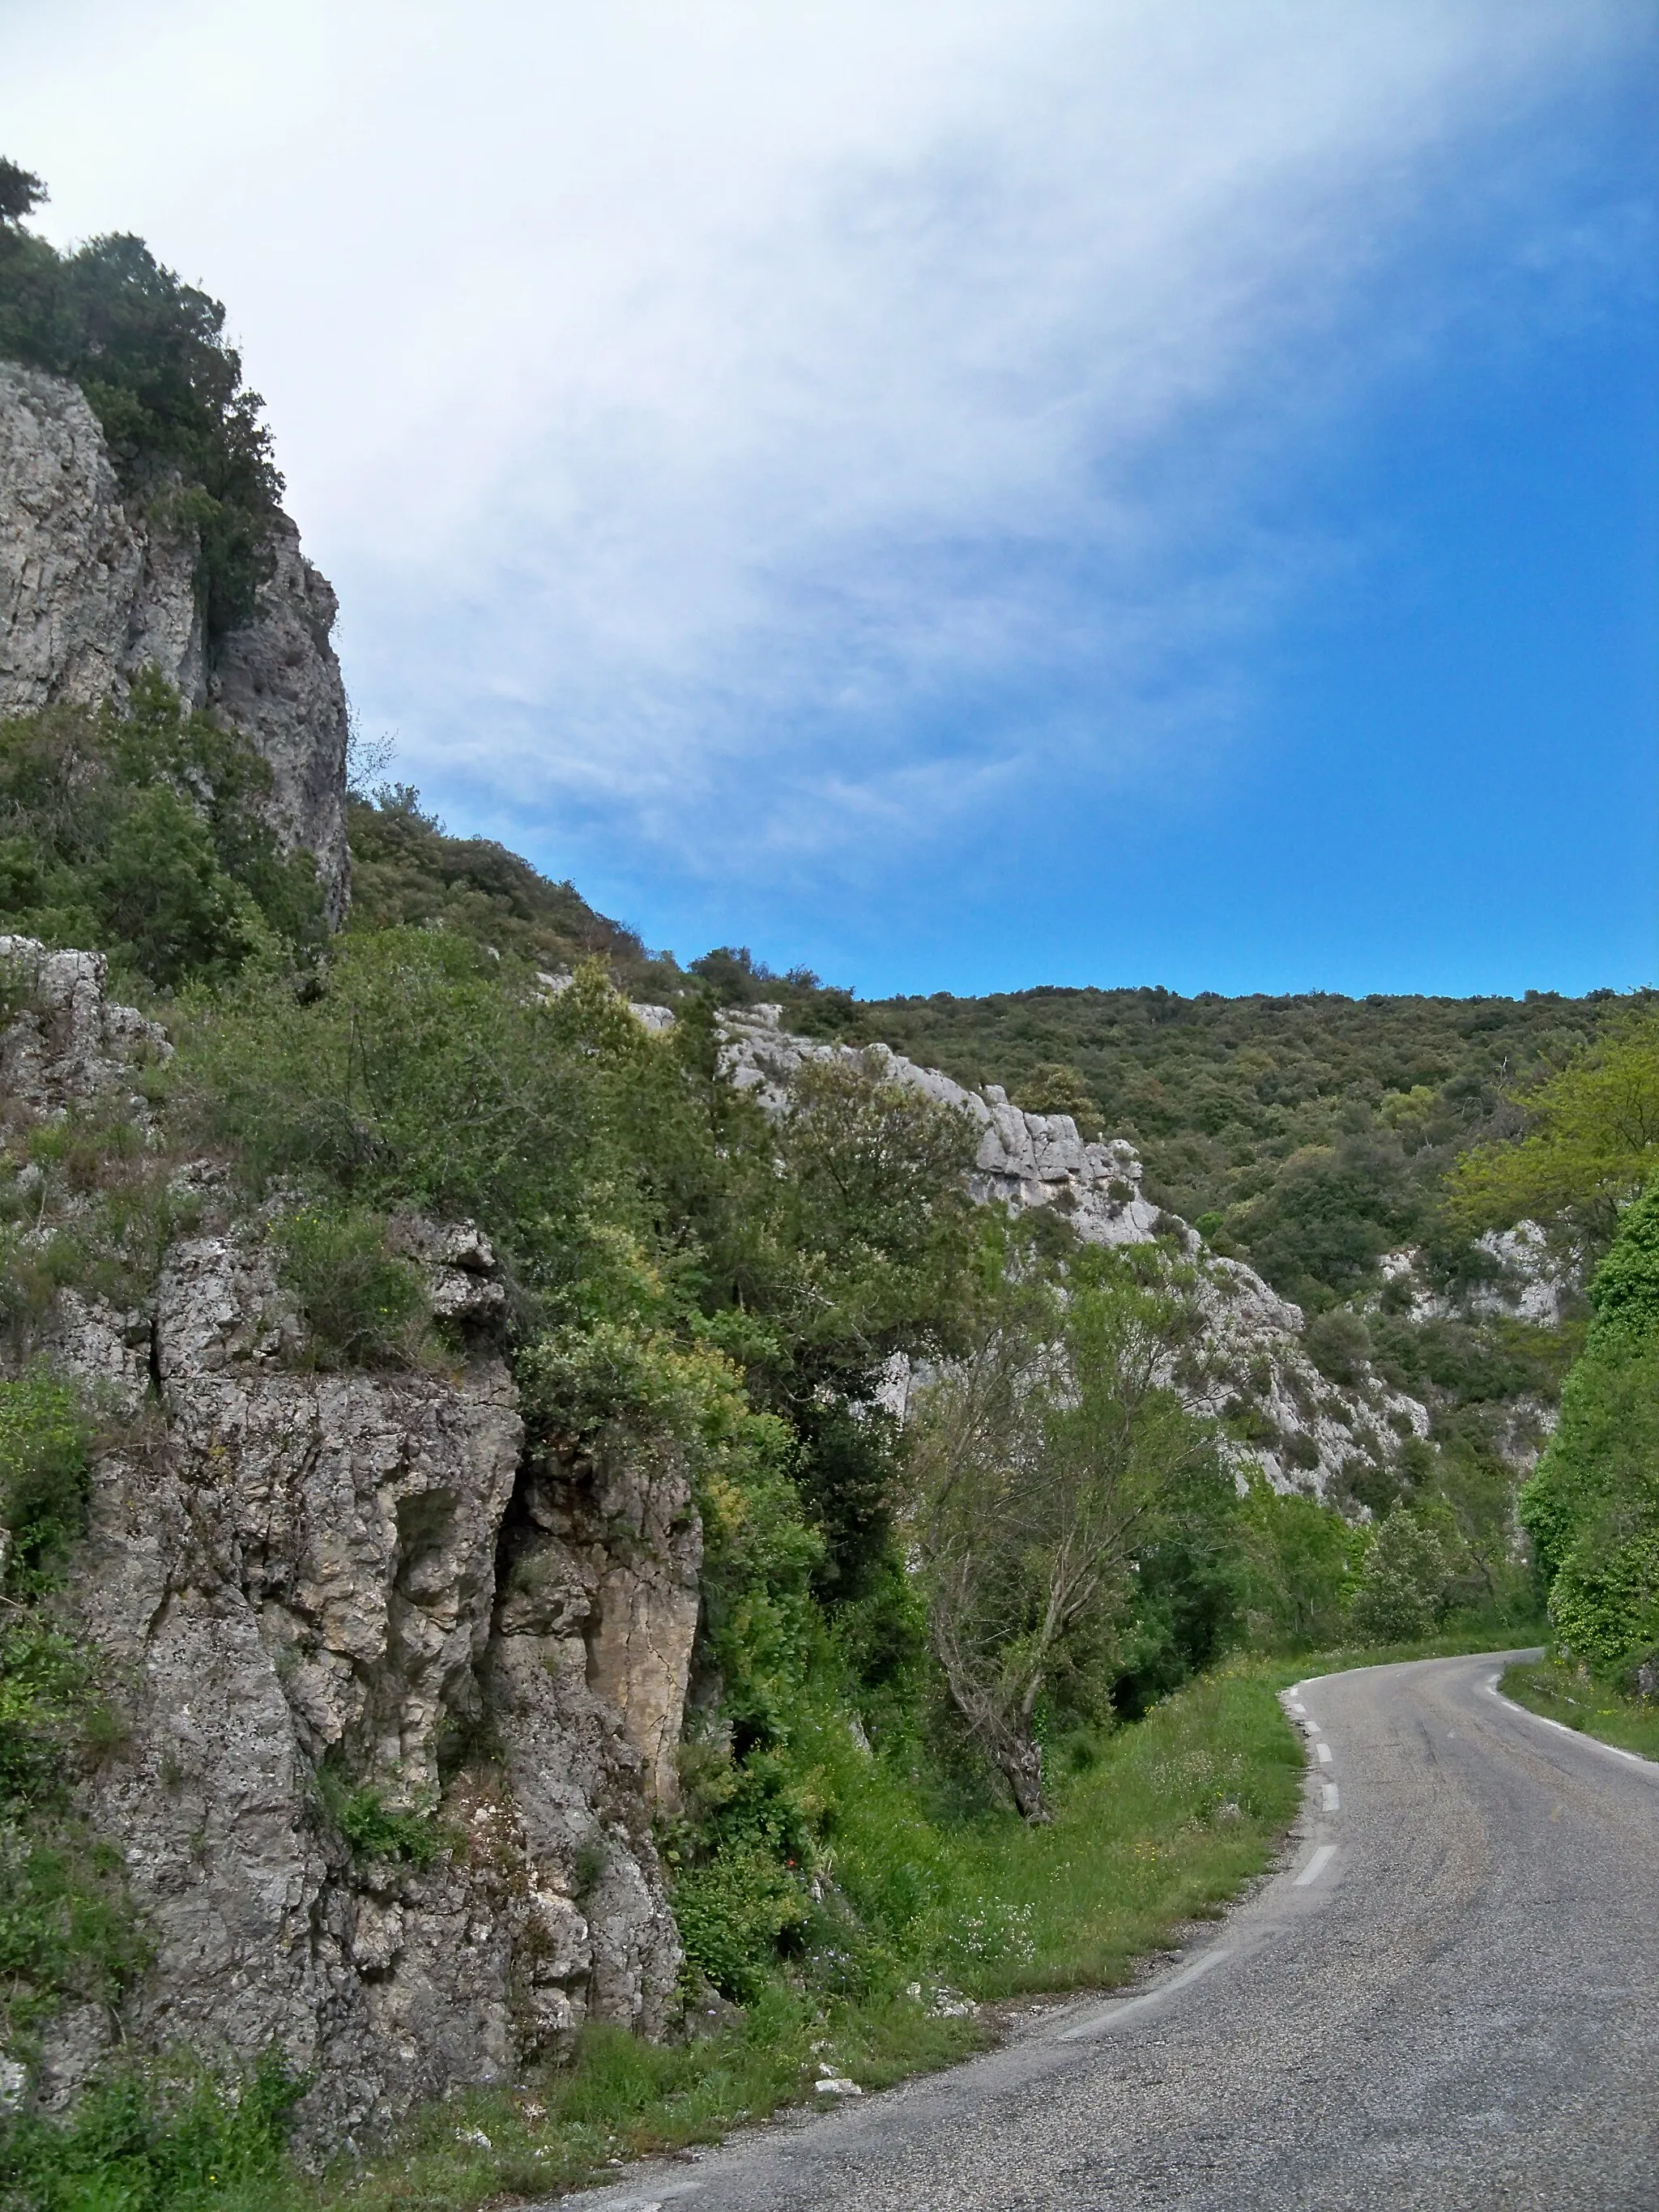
[1484,1674,1656,1771]
[1057,1944,1235,2040]
[1294,1843,1337,1888]
[1315,1741,1333,1766]
[1322,1783,1339,1812]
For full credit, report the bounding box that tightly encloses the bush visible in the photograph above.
[671,1847,812,2004]
[317,1771,444,1868]
[0,2049,305,2211]
[0,1370,92,1590]
[1521,1183,1659,1676]
[272,1206,428,1368]
[1239,1485,1356,1651]
[1347,1510,1452,1644]
[1303,1308,1372,1386]
[0,676,326,986]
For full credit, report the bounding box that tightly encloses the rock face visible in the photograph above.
[0,360,350,923]
[1,948,688,2139]
[719,1005,1431,1502]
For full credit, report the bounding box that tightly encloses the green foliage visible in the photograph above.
[857,980,1630,1308]
[907,1227,1239,1817]
[345,786,677,999]
[1347,1509,1453,1644]
[0,1376,150,2061]
[1520,1183,1659,1681]
[1583,1178,1659,1349]
[0,2049,305,2211]
[1448,1009,1659,1243]
[0,1371,92,1593]
[316,1771,444,1869]
[1010,1062,1100,1137]
[0,168,283,649]
[1302,1307,1372,1385]
[0,675,325,986]
[672,1847,812,2005]
[272,1207,428,1369]
[1237,1485,1359,1652]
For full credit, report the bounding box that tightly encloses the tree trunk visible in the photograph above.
[994,1728,1051,1823]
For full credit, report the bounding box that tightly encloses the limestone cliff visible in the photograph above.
[1,941,689,2138]
[0,362,350,923]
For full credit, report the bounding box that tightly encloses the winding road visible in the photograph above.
[555,1652,1659,2212]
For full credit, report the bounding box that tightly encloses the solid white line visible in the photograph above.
[1057,1944,1235,2040]
[1294,1843,1337,1888]
[1315,1741,1333,1766]
[1322,1783,1339,1812]
[1483,1675,1656,1771]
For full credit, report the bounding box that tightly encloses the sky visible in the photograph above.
[5,0,1656,999]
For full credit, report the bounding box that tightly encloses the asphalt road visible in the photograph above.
[553,1652,1659,2212]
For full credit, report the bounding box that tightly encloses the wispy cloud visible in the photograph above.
[7,0,1653,929]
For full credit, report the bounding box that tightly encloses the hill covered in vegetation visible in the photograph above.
[2,154,1654,2212]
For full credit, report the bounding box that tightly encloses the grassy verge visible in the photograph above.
[12,1666,1297,2212]
[1498,1656,1659,1762]
[6,1632,1538,2212]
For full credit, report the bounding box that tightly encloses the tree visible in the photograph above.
[1447,1012,1659,1245]
[0,159,45,227]
[1520,1180,1659,1683]
[1346,1510,1451,1645]
[1013,1062,1101,1137]
[907,1231,1230,1819]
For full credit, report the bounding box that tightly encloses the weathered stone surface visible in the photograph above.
[205,514,350,927]
[0,363,350,921]
[0,362,202,718]
[0,936,171,1127]
[1,956,688,2136]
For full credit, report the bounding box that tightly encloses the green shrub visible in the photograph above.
[0,2048,305,2211]
[1302,1308,1371,1386]
[1347,1509,1452,1644]
[0,677,326,985]
[1238,1485,1357,1651]
[672,1846,812,2004]
[317,1771,444,1869]
[0,1370,92,1590]
[1520,1183,1659,1676]
[272,1207,427,1369]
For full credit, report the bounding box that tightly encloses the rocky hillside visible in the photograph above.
[2,937,690,2137]
[720,1004,1432,1508]
[0,361,349,922]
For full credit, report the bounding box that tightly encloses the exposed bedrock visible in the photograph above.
[0,360,350,922]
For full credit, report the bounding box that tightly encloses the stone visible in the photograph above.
[0,363,350,922]
[1,953,691,2138]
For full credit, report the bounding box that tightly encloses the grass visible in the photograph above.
[1498,1655,1659,1762]
[3,1626,1542,2211]
[17,1665,1299,2212]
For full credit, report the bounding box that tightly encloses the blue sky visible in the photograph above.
[6,1,1656,998]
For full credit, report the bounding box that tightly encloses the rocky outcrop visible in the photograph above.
[2,950,689,2139]
[1377,1221,1581,1331]
[719,1004,1431,1502]
[0,361,350,923]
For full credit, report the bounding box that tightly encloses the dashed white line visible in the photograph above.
[1315,1741,1333,1766]
[1322,1783,1340,1812]
[1294,1843,1338,1888]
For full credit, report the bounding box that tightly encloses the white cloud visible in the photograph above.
[4,0,1650,901]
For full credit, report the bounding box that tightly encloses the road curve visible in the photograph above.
[555,1652,1659,2212]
